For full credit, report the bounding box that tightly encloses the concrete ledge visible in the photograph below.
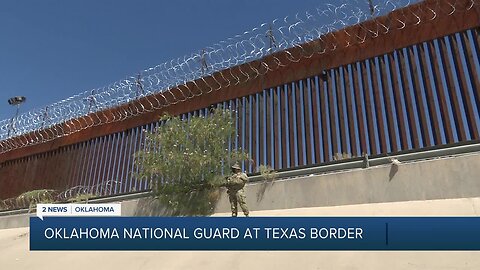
[1,153,479,229]
[122,153,480,216]
[0,213,33,230]
[214,153,480,213]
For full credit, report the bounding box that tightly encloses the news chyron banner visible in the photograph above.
[31,204,480,250]
[36,203,121,220]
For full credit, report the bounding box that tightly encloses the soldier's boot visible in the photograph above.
[230,205,238,217]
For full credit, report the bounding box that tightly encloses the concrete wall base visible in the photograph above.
[1,153,479,229]
[214,153,480,213]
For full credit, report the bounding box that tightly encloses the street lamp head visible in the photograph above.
[8,96,26,106]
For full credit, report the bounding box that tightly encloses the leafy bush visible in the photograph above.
[333,152,353,161]
[134,108,249,216]
[258,165,277,182]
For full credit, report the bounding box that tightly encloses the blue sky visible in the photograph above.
[0,0,327,121]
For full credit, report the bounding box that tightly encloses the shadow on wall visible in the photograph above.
[133,197,170,216]
[389,165,399,181]
[256,180,275,202]
[256,165,277,202]
[133,189,222,216]
[389,159,401,182]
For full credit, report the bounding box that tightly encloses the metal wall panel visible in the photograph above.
[1,26,479,199]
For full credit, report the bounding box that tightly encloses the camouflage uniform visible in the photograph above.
[226,164,249,217]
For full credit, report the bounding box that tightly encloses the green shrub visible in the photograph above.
[134,108,249,216]
[258,165,277,182]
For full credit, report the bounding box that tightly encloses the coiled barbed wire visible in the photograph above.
[0,0,477,154]
[0,180,123,211]
[55,180,123,201]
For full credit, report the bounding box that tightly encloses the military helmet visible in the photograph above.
[231,163,241,170]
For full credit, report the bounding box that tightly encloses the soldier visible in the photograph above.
[225,163,249,217]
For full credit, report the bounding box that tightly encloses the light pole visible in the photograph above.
[7,96,26,137]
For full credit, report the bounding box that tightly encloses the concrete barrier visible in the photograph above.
[0,213,32,229]
[1,152,479,229]
[214,153,480,213]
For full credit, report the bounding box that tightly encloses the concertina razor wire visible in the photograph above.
[0,0,477,154]
[0,180,123,211]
